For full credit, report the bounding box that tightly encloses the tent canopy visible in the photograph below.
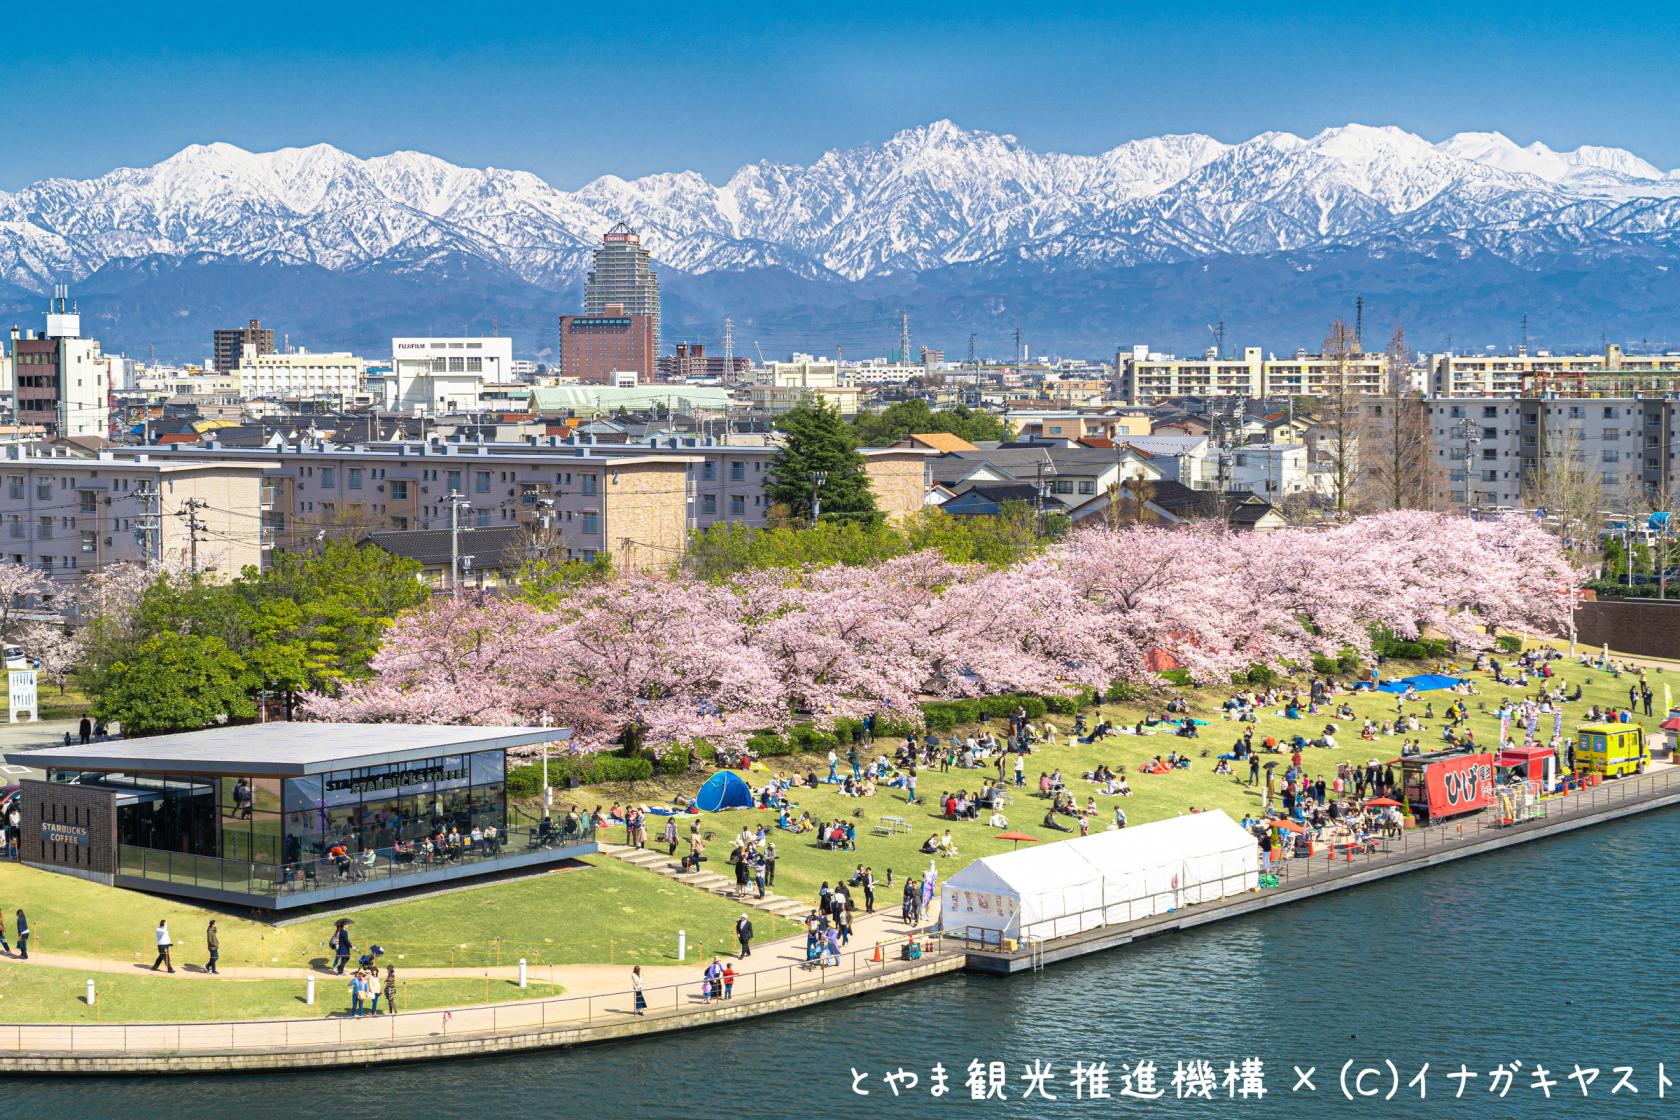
[943,811,1258,940]
[694,770,754,812]
[1376,674,1464,695]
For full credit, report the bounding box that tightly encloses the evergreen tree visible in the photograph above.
[770,400,881,526]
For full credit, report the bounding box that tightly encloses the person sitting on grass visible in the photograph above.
[1042,807,1072,833]
[988,807,1009,828]
[920,833,941,855]
[1214,757,1234,776]
[939,830,959,858]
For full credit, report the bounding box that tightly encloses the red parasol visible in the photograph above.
[1661,717,1680,732]
[1267,819,1305,832]
[1365,797,1403,808]
[995,830,1039,850]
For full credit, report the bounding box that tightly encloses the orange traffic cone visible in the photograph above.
[872,942,882,963]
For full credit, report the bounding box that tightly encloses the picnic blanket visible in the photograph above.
[1376,674,1464,695]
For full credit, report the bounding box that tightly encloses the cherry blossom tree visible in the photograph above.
[310,510,1580,752]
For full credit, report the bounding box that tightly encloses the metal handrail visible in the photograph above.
[948,765,1680,951]
[0,927,950,1055]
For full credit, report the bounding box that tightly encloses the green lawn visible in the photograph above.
[657,647,1675,909]
[0,965,559,1023]
[0,855,776,970]
[3,643,1668,976]
[37,682,92,722]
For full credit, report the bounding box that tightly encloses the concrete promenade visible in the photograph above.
[0,901,949,1073]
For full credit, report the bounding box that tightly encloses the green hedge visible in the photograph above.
[506,753,653,794]
[1494,635,1523,654]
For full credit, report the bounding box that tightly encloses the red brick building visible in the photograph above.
[557,303,656,384]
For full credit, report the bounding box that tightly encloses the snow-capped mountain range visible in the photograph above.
[5,120,1680,295]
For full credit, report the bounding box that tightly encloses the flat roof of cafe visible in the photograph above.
[24,723,569,777]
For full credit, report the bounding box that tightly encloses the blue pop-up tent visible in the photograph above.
[694,770,754,812]
[1376,674,1465,695]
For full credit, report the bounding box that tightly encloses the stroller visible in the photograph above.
[357,944,385,970]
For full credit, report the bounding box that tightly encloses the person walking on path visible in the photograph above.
[722,962,735,1000]
[383,966,398,1014]
[862,867,876,914]
[663,817,678,857]
[827,749,839,782]
[631,965,646,1016]
[751,849,767,899]
[204,920,219,974]
[764,842,777,888]
[152,919,175,973]
[14,909,27,960]
[330,920,353,975]
[848,743,862,780]
[735,913,754,958]
[1013,752,1026,787]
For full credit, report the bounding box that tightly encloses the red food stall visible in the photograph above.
[1397,748,1495,824]
[1494,744,1559,794]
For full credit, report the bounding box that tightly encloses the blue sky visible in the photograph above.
[5,0,1679,189]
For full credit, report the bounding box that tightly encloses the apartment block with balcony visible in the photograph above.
[1120,345,1386,405]
[0,449,273,587]
[1424,397,1680,510]
[1429,345,1680,398]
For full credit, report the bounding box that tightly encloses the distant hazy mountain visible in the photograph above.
[4,121,1680,359]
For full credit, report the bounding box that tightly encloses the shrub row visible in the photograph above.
[505,753,656,796]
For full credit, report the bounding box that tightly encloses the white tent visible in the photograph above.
[942,811,1259,944]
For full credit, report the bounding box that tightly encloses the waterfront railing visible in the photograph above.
[950,765,1680,952]
[0,927,952,1056]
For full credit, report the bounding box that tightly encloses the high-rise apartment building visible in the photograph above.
[583,223,660,359]
[657,343,747,381]
[212,319,276,372]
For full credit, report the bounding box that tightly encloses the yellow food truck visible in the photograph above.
[1575,723,1649,778]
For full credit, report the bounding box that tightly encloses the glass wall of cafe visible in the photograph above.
[103,750,508,866]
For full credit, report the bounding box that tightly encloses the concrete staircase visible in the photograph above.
[598,842,813,922]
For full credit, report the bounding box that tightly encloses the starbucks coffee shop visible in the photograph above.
[19,722,597,909]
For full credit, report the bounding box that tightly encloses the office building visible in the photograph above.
[236,349,364,403]
[212,319,276,372]
[390,337,514,415]
[584,223,660,358]
[11,289,109,439]
[558,307,656,385]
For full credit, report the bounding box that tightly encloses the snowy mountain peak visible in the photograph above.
[3,120,1680,294]
[1438,130,1668,185]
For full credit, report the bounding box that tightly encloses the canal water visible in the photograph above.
[6,807,1679,1118]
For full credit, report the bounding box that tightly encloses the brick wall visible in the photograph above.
[20,778,117,876]
[1574,599,1680,661]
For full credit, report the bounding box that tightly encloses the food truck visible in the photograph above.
[1398,748,1495,824]
[1494,744,1559,794]
[1574,723,1648,778]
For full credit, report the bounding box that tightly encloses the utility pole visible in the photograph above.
[1014,325,1023,375]
[177,497,208,574]
[133,485,161,566]
[447,489,469,597]
[1355,296,1364,349]
[967,333,977,367]
[809,471,828,527]
[899,311,910,366]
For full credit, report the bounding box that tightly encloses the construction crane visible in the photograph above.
[754,341,767,366]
